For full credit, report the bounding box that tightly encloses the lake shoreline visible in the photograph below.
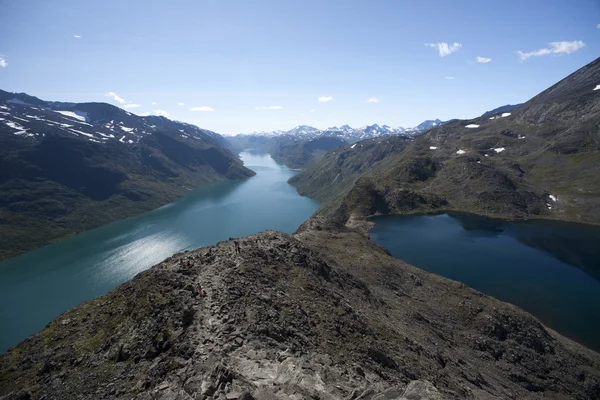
[368,212,600,353]
[366,208,600,230]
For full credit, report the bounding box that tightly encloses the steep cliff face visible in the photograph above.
[291,58,600,225]
[1,218,599,400]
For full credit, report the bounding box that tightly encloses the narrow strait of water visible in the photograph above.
[0,152,318,353]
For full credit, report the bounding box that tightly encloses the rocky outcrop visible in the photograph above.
[1,218,599,399]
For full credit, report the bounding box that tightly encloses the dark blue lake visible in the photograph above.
[370,212,600,352]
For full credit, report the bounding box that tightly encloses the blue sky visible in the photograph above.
[0,0,598,135]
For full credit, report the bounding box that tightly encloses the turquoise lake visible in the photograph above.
[0,152,319,353]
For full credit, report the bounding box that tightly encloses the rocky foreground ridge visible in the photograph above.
[1,217,599,399]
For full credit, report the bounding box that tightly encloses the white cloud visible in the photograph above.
[517,40,586,61]
[177,102,185,106]
[0,55,7,68]
[154,109,170,117]
[309,109,315,112]
[74,35,82,39]
[445,76,455,80]
[189,106,215,112]
[151,101,157,105]
[476,56,492,63]
[425,42,462,57]
[255,105,283,110]
[124,104,141,109]
[318,96,333,102]
[366,97,380,103]
[105,91,126,104]
[597,24,600,29]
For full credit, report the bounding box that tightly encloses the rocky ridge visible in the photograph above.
[1,218,599,399]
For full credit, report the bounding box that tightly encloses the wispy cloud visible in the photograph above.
[366,97,380,103]
[189,106,215,112]
[425,42,462,57]
[476,56,492,63]
[177,102,185,106]
[151,101,157,105]
[105,92,126,104]
[318,96,333,102]
[445,76,455,80]
[154,109,170,117]
[309,109,315,112]
[0,55,7,68]
[597,24,600,29]
[517,41,586,61]
[255,106,283,110]
[74,35,82,39]
[124,104,141,109]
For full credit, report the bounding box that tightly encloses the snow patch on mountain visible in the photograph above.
[54,110,89,122]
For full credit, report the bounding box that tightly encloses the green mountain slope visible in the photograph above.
[291,57,600,225]
[0,92,254,261]
[289,135,413,213]
[270,136,347,169]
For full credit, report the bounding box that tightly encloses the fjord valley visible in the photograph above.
[228,121,446,169]
[0,152,318,354]
[2,1,600,399]
[0,90,253,260]
[2,58,600,400]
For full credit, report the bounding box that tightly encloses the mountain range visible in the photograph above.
[291,57,600,227]
[227,121,447,169]
[1,56,600,400]
[0,90,253,260]
[234,120,447,144]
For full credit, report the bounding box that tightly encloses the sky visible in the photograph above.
[0,0,599,135]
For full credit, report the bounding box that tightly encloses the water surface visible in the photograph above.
[0,152,318,353]
[370,213,600,352]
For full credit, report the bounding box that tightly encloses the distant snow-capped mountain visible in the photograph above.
[235,120,446,143]
[0,90,228,148]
